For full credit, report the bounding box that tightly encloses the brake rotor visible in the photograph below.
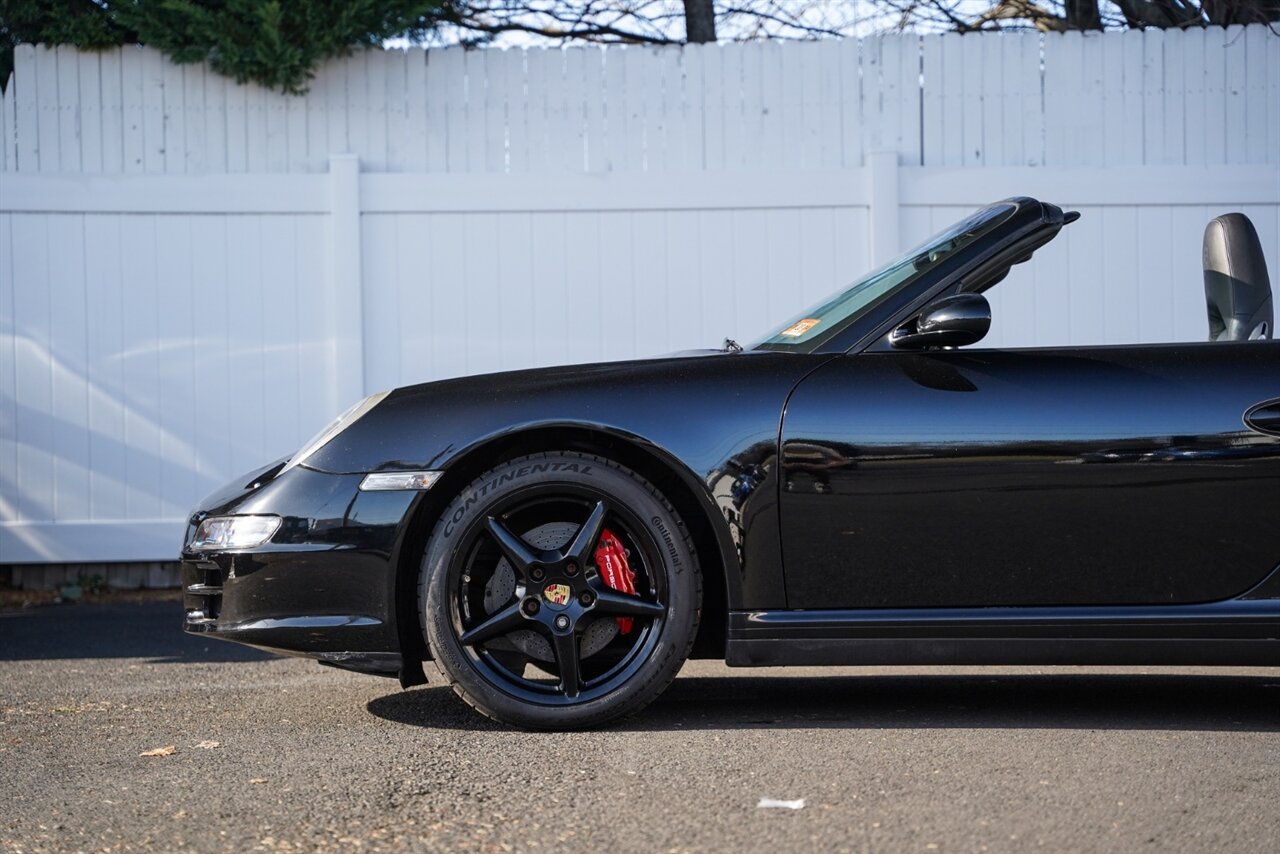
[482,521,618,662]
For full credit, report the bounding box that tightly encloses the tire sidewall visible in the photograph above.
[421,452,699,729]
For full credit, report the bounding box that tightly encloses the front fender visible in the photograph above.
[305,352,831,610]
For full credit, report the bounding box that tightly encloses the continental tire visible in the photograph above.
[420,452,701,729]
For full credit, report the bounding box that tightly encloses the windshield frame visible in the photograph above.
[749,199,1042,355]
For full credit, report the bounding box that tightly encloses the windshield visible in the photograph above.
[751,203,1018,351]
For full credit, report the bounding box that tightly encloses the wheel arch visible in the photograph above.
[393,425,735,680]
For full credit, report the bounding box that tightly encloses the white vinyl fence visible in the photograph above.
[2,28,1279,564]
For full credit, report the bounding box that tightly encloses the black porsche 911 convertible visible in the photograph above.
[183,197,1279,729]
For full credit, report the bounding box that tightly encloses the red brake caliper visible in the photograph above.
[594,528,637,634]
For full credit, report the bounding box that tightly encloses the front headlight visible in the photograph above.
[191,515,282,550]
[281,390,390,473]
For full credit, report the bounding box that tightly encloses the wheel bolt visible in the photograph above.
[522,597,540,616]
[579,590,595,607]
[530,567,545,582]
[565,562,579,577]
[554,614,570,631]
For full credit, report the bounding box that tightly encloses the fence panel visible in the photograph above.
[6,30,1275,175]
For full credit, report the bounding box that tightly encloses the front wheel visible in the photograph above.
[420,452,701,729]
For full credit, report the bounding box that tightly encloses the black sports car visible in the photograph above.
[183,197,1280,729]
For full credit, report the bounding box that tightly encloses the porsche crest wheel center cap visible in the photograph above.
[542,582,572,609]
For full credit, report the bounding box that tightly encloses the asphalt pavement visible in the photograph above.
[2,602,1278,853]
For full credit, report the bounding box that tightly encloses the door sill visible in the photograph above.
[725,601,1280,667]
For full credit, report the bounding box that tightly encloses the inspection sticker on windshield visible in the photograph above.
[780,318,821,337]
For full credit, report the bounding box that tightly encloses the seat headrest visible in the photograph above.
[1204,213,1272,341]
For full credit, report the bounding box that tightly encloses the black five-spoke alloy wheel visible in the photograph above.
[420,452,701,729]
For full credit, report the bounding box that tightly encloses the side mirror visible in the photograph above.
[891,293,991,350]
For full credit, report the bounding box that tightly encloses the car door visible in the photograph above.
[778,342,1280,609]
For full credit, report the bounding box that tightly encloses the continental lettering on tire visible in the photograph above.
[651,515,684,570]
[443,461,595,537]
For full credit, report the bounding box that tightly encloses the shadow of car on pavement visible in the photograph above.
[366,670,1280,734]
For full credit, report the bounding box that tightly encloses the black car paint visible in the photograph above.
[780,344,1280,609]
[183,350,830,669]
[182,197,1280,678]
[183,464,419,663]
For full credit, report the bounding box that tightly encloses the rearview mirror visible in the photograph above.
[891,293,991,350]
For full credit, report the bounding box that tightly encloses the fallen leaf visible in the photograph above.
[140,745,176,757]
[249,778,268,784]
[194,740,220,750]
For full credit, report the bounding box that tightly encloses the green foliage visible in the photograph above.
[116,1,453,93]
[54,573,106,602]
[0,1,453,94]
[0,0,135,84]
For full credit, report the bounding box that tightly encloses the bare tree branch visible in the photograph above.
[434,0,1280,49]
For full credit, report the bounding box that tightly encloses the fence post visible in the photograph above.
[867,150,900,265]
[328,153,365,405]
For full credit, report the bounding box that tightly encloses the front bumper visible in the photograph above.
[180,462,422,674]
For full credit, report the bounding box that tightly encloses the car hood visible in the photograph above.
[301,350,826,477]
